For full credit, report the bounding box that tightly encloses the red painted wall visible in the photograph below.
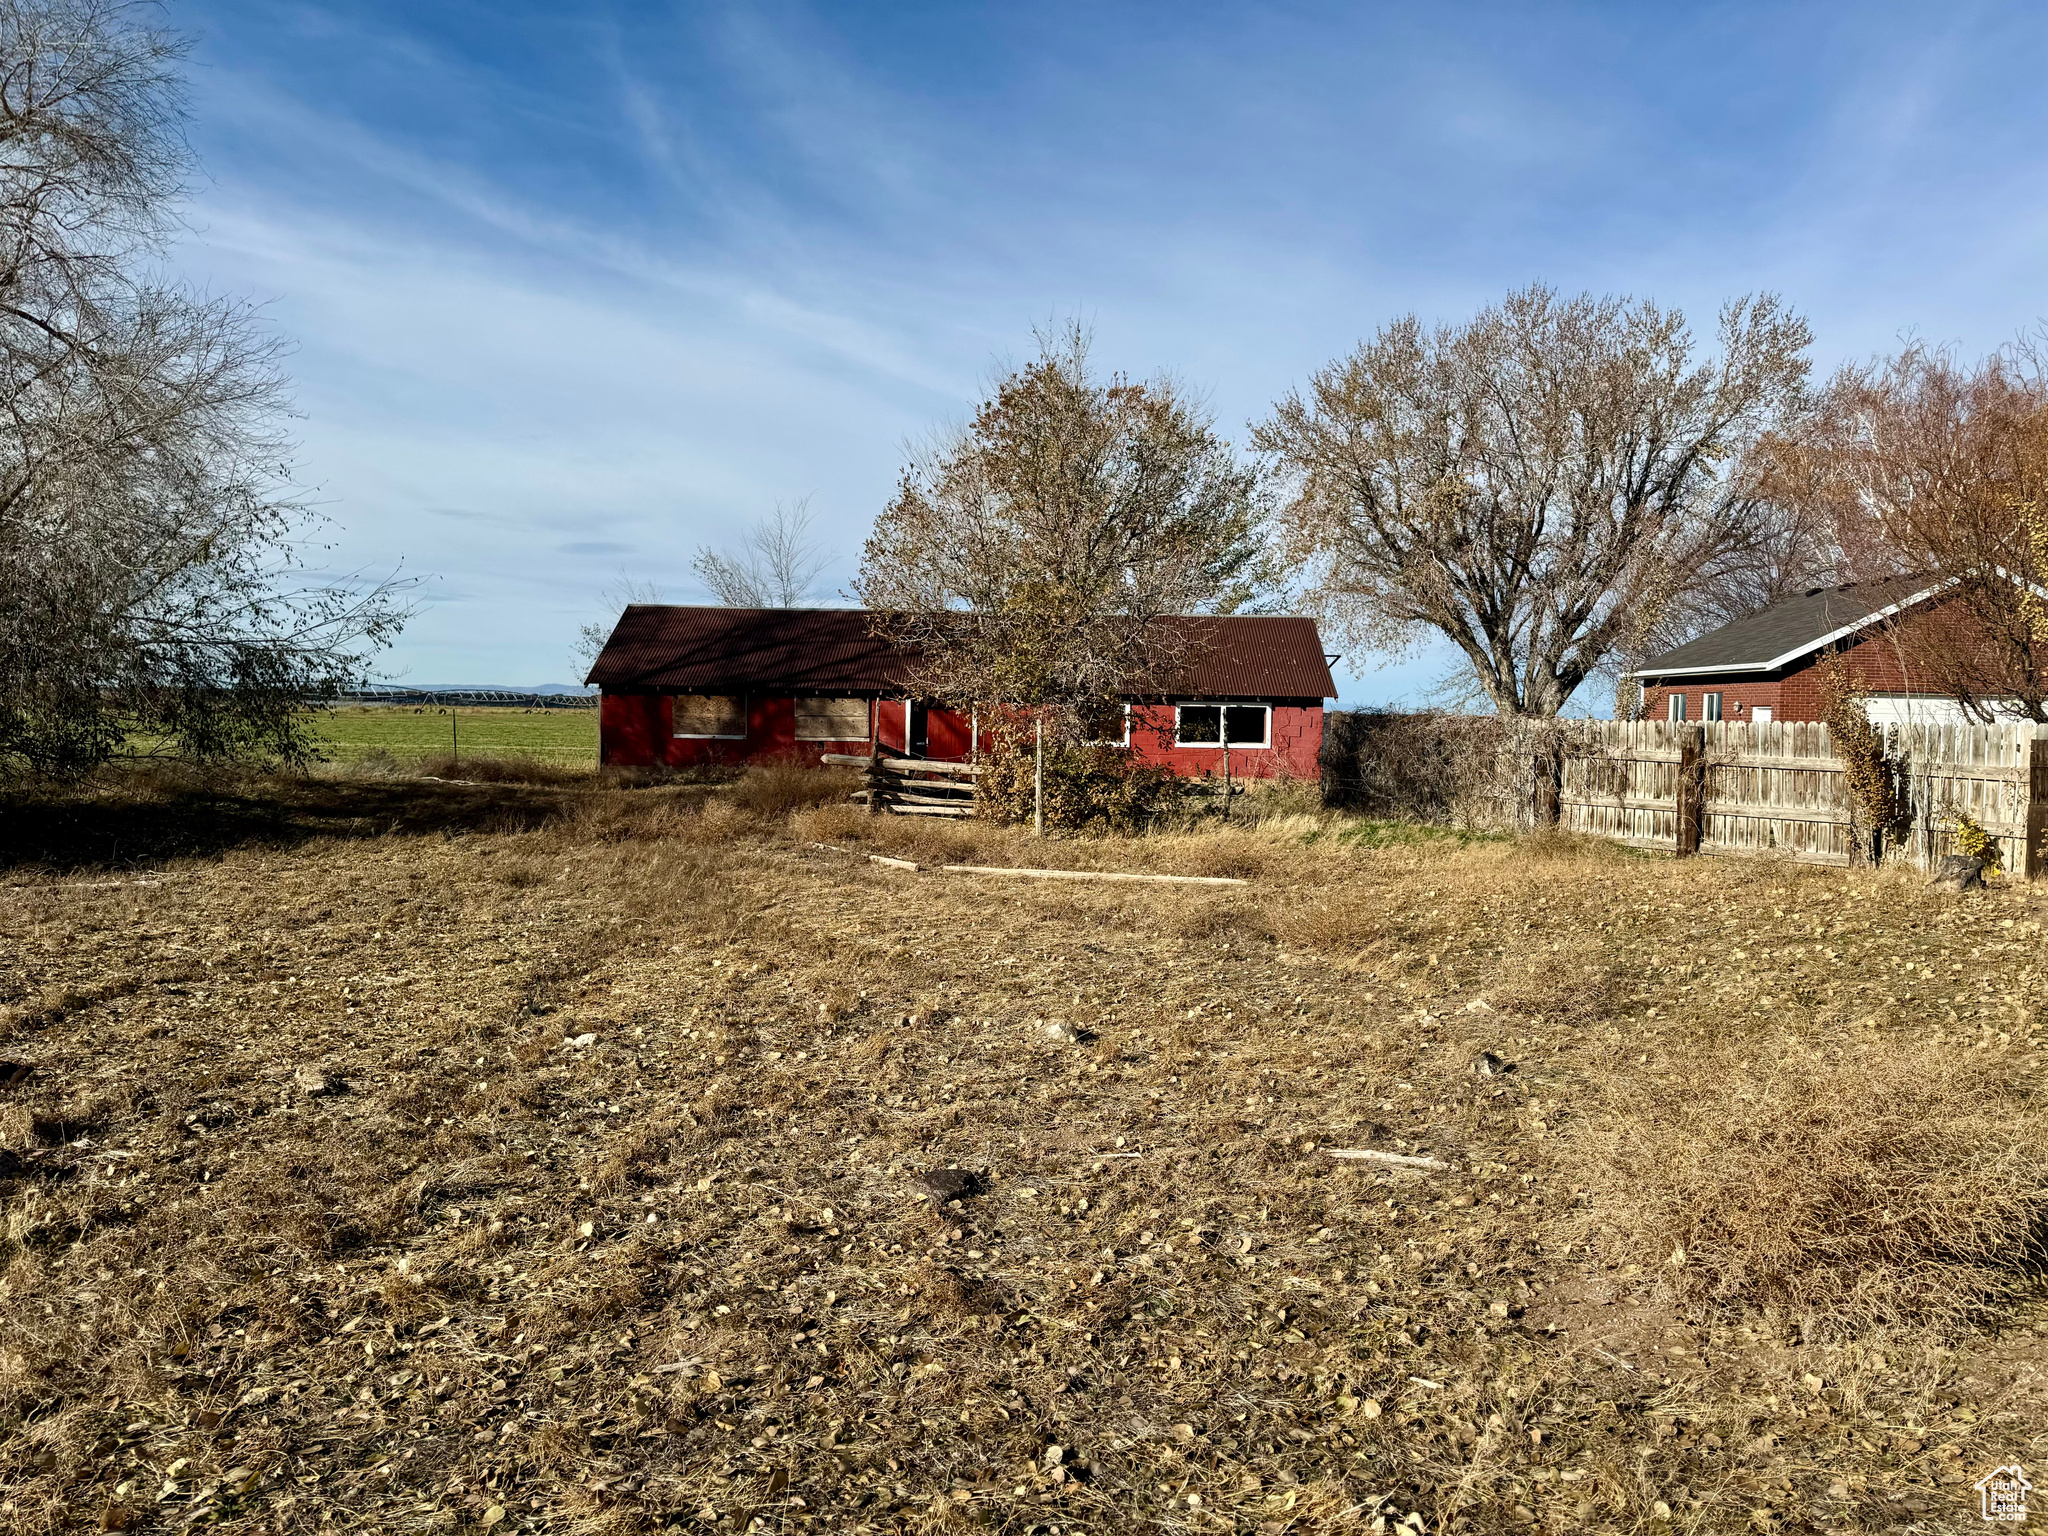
[925,706,973,761]
[1122,703,1323,779]
[600,692,665,765]
[600,693,1326,777]
[600,692,872,768]
[875,699,908,754]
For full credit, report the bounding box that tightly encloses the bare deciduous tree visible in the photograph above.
[0,0,407,778]
[854,323,1269,737]
[1610,496,1840,716]
[692,497,832,608]
[1254,285,1813,717]
[1775,341,2048,722]
[572,572,663,675]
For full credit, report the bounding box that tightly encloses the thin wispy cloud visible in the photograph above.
[169,0,2048,695]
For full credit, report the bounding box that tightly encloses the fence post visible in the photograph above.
[2023,729,2039,876]
[1533,728,1561,827]
[1675,724,1705,856]
[1034,715,1044,838]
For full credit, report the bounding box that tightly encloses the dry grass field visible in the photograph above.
[3,763,2047,1535]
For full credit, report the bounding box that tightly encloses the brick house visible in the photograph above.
[584,606,1337,777]
[1631,577,1989,726]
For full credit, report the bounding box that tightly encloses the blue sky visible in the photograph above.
[168,0,2048,702]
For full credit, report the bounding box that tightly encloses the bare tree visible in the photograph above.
[854,323,1269,737]
[1774,341,2048,722]
[1254,286,1813,717]
[0,0,407,778]
[573,572,663,675]
[692,497,832,607]
[1609,496,1840,716]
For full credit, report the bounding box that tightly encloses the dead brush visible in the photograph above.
[1171,893,1273,944]
[727,760,858,819]
[1513,825,1637,862]
[1269,892,1383,955]
[1491,955,1633,1026]
[414,754,588,786]
[1560,1033,2048,1336]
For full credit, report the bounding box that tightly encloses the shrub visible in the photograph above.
[1563,1034,2048,1335]
[975,737,1183,832]
[1319,710,1523,827]
[1953,811,2003,872]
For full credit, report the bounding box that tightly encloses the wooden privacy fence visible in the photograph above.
[1553,720,2048,875]
[821,749,980,819]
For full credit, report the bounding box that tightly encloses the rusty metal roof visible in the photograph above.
[585,607,1337,700]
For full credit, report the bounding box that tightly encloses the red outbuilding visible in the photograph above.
[584,606,1337,778]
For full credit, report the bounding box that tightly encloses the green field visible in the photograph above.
[311,704,599,766]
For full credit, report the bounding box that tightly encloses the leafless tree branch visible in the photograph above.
[1254,285,1814,718]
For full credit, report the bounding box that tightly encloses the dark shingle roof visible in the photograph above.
[1632,578,1940,678]
[585,607,1337,700]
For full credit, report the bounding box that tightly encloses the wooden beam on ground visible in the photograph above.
[1326,1147,1451,1172]
[852,789,978,808]
[822,753,980,777]
[937,864,1248,887]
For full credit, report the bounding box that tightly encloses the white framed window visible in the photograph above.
[1174,703,1270,748]
[794,697,870,741]
[1080,700,1129,746]
[1667,693,1686,722]
[670,693,746,739]
[1703,692,1722,722]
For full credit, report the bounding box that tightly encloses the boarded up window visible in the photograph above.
[671,694,746,738]
[794,697,870,741]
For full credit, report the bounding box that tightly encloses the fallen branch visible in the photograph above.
[7,875,180,894]
[939,865,1248,887]
[1326,1147,1452,1172]
[868,854,920,872]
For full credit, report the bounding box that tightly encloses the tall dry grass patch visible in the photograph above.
[1562,1033,2048,1336]
[727,760,858,818]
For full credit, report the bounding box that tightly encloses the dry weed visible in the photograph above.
[0,776,2044,1534]
[727,761,860,819]
[1563,1033,2048,1335]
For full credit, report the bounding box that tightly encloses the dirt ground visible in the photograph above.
[1,769,2045,1535]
